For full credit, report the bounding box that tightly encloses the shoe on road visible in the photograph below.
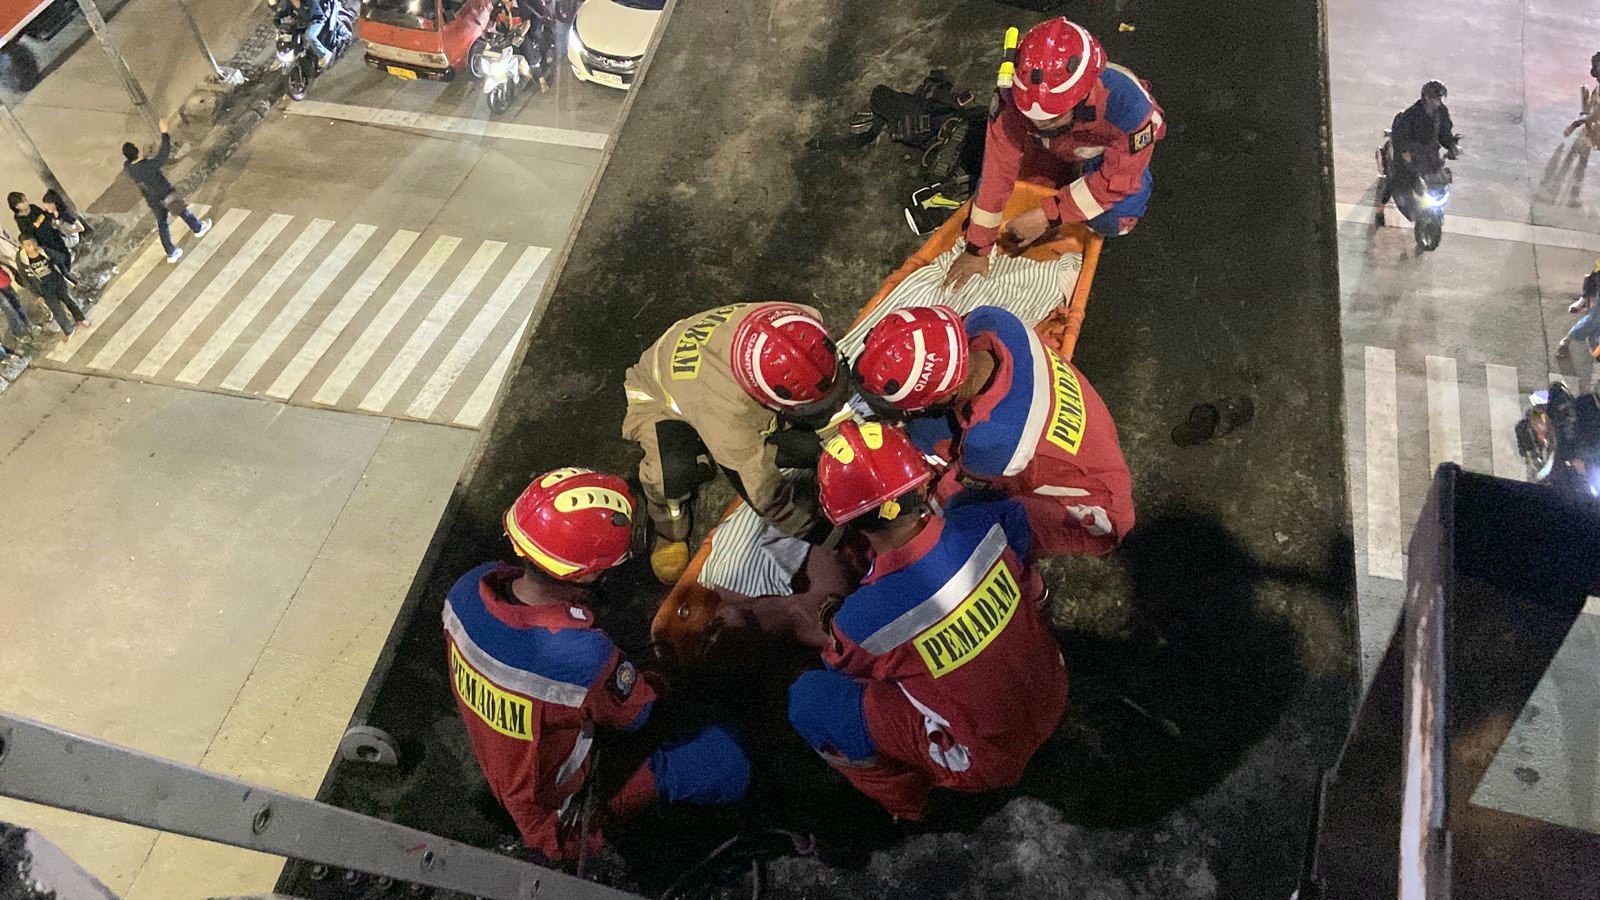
[195,218,213,238]
[1373,209,1386,227]
[649,537,690,584]
[1556,339,1571,359]
[166,247,184,264]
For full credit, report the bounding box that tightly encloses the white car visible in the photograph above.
[566,0,663,90]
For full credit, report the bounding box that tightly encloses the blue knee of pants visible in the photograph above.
[1567,310,1600,345]
[1081,161,1152,236]
[787,669,876,763]
[649,724,751,805]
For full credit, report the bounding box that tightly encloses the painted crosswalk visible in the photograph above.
[1353,345,1571,581]
[45,208,548,428]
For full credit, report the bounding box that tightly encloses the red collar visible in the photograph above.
[864,516,944,583]
[478,563,595,630]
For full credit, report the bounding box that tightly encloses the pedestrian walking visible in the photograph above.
[0,260,38,340]
[19,238,88,337]
[122,117,211,264]
[9,190,74,275]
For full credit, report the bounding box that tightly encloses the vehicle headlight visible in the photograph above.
[1423,189,1450,208]
[569,24,586,56]
[276,47,295,64]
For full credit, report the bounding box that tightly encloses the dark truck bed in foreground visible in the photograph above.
[286,1,1355,897]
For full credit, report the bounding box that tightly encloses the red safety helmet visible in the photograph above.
[854,305,969,413]
[504,467,635,581]
[1011,18,1106,122]
[730,304,842,411]
[817,421,935,525]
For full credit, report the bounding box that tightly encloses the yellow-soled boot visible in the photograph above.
[650,537,690,584]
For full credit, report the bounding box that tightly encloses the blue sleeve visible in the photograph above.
[995,499,1033,560]
[152,133,172,167]
[904,412,954,455]
[1099,68,1154,134]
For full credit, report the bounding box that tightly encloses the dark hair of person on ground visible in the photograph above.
[122,142,140,162]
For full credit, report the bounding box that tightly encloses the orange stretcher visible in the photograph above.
[650,183,1104,655]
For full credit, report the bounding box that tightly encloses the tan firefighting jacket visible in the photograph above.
[622,302,818,538]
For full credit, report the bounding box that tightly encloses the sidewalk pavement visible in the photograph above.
[0,0,264,217]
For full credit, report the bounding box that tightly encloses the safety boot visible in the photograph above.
[648,498,692,584]
[649,537,690,584]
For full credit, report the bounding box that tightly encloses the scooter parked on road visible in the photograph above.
[276,1,357,101]
[1375,130,1460,252]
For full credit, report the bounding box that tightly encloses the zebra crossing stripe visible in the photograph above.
[312,235,461,407]
[265,229,420,401]
[1365,346,1402,580]
[359,241,505,413]
[132,214,294,378]
[49,240,167,363]
[222,224,377,392]
[405,246,548,419]
[1425,355,1462,470]
[88,209,249,372]
[1484,363,1524,481]
[454,310,529,428]
[177,219,334,385]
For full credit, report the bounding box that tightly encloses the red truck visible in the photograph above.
[0,0,82,90]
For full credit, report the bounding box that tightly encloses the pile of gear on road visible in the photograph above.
[443,16,1166,870]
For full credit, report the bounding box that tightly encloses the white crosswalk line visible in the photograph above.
[358,241,504,413]
[48,242,167,362]
[87,209,249,372]
[312,235,461,407]
[1425,355,1462,470]
[177,219,334,385]
[132,214,294,378]
[1365,346,1402,579]
[265,229,419,400]
[405,246,548,419]
[1484,363,1525,481]
[221,224,377,392]
[454,312,529,428]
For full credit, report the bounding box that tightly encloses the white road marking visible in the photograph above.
[1484,363,1524,482]
[454,311,529,428]
[264,229,419,400]
[221,224,377,392]
[1425,355,1462,470]
[177,219,333,385]
[49,241,168,362]
[88,209,248,372]
[1585,596,1600,616]
[358,241,504,413]
[1336,202,1600,252]
[1365,346,1403,579]
[312,235,461,406]
[132,214,294,378]
[285,100,610,150]
[405,246,548,419]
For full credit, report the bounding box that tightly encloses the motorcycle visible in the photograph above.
[479,31,532,115]
[1515,380,1600,497]
[1375,130,1459,252]
[275,2,357,102]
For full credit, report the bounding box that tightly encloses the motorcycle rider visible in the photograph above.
[944,17,1166,292]
[1556,260,1600,359]
[491,0,555,92]
[276,0,344,67]
[1375,80,1459,226]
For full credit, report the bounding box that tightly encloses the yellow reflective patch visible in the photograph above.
[1044,350,1087,455]
[859,421,885,450]
[915,558,1020,677]
[450,643,534,740]
[538,467,585,488]
[553,486,633,518]
[504,510,581,575]
[669,305,742,381]
[823,434,856,464]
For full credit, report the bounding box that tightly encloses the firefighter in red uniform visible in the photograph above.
[853,304,1133,557]
[786,421,1068,820]
[444,467,751,862]
[946,17,1166,291]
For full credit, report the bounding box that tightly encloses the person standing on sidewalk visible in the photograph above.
[19,238,88,337]
[0,260,38,341]
[9,191,74,276]
[41,189,88,251]
[122,118,212,264]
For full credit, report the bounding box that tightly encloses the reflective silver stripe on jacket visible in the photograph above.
[443,601,590,708]
[859,525,1009,655]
